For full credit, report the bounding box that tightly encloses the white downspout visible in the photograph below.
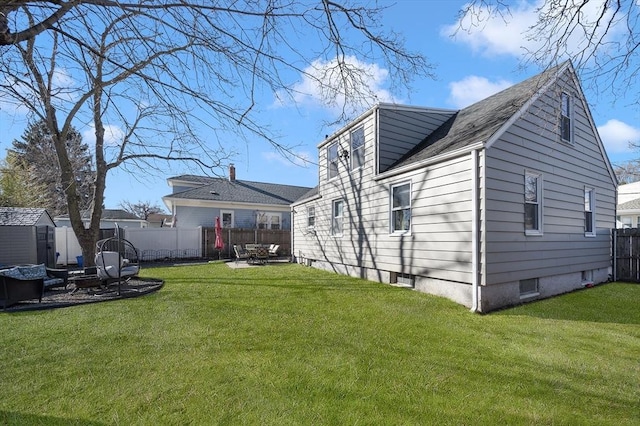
[470,149,480,313]
[290,206,295,263]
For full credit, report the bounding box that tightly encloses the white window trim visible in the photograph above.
[525,171,543,236]
[390,181,412,235]
[560,92,574,144]
[331,199,344,237]
[221,210,234,228]
[585,187,596,237]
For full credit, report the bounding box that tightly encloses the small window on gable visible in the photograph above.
[585,188,595,236]
[327,142,338,180]
[525,171,543,235]
[560,92,573,143]
[307,206,315,228]
[350,126,365,170]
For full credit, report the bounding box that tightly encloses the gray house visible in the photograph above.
[163,165,313,230]
[292,61,616,312]
[0,207,57,267]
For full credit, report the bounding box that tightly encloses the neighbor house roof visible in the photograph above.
[618,198,640,211]
[165,176,314,206]
[390,63,566,170]
[0,207,54,226]
[55,209,142,221]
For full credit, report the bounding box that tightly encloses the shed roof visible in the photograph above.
[0,207,54,226]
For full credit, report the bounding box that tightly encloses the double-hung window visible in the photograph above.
[257,212,281,230]
[585,188,595,236]
[560,92,573,143]
[331,199,344,236]
[391,182,411,234]
[350,126,365,170]
[307,206,315,228]
[327,142,339,180]
[525,171,542,235]
[221,210,233,228]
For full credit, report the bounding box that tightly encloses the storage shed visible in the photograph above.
[0,207,57,268]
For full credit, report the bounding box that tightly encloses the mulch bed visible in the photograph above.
[1,277,164,313]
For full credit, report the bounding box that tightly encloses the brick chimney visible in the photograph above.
[229,164,236,182]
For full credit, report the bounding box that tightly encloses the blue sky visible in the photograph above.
[1,0,639,212]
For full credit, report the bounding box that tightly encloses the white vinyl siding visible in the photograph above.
[483,71,615,286]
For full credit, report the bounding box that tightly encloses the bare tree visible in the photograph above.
[0,1,433,266]
[457,1,639,106]
[119,200,165,220]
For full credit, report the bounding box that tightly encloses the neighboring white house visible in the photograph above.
[616,181,640,227]
[162,165,313,230]
[292,61,616,313]
[54,209,147,228]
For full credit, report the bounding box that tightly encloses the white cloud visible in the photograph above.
[442,1,538,57]
[443,1,616,61]
[597,119,640,154]
[262,150,314,168]
[275,55,398,116]
[82,124,125,146]
[448,75,513,108]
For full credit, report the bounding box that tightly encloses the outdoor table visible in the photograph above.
[69,275,103,293]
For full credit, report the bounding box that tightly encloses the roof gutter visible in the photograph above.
[374,142,484,182]
[470,148,480,313]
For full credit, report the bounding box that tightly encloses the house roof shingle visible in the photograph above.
[165,177,314,206]
[0,207,53,226]
[390,63,565,170]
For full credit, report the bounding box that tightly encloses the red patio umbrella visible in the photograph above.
[214,216,224,257]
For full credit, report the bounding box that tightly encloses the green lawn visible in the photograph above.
[1,262,638,425]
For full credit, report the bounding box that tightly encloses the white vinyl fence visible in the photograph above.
[55,227,202,265]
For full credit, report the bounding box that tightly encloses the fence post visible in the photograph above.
[612,228,617,282]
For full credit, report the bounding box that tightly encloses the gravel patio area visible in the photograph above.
[1,277,164,313]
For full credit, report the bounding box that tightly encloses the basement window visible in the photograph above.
[391,272,415,288]
[519,278,539,298]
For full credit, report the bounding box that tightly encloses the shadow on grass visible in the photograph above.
[0,411,106,425]
[494,282,640,325]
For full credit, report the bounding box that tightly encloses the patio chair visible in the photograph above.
[233,245,250,264]
[268,244,279,258]
[95,236,140,294]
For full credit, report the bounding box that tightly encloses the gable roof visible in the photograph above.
[165,176,314,206]
[390,63,566,171]
[0,207,54,226]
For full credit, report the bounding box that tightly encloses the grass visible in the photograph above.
[0,262,638,425]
